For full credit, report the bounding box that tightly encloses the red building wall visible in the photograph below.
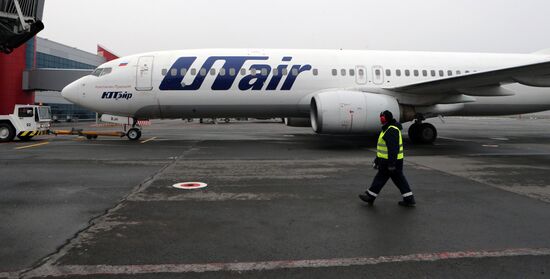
[0,44,34,115]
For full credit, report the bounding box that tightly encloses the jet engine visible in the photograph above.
[310,91,400,134]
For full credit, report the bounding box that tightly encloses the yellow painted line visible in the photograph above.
[141,137,157,144]
[14,142,50,150]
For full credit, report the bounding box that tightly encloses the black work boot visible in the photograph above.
[359,193,376,205]
[398,196,416,207]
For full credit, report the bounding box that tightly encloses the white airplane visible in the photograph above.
[61,49,550,142]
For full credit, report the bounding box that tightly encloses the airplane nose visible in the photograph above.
[61,81,80,103]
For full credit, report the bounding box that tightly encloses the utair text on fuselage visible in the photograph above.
[159,56,312,91]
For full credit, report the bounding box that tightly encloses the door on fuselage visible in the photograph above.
[136,56,154,91]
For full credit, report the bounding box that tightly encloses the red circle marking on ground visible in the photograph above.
[172,182,208,190]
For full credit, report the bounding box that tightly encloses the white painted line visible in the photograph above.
[24,248,550,277]
[439,136,475,142]
[140,137,158,144]
[14,141,50,150]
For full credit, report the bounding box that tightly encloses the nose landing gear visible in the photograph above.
[126,119,143,141]
[408,114,437,144]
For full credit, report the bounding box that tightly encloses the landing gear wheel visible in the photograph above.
[418,123,437,144]
[127,128,142,141]
[409,122,437,144]
[0,123,16,143]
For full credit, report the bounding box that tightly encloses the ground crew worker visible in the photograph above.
[359,110,416,207]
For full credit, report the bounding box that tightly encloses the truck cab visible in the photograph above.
[0,105,52,142]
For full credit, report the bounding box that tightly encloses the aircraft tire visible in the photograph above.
[418,123,437,144]
[127,128,142,141]
[0,123,16,142]
[408,123,437,144]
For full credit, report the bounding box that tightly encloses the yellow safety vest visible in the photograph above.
[377,125,404,160]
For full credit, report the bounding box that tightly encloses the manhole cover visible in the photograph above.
[173,182,208,190]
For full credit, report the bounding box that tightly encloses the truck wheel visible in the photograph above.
[0,123,16,142]
[127,128,142,141]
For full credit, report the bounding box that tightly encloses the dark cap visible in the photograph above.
[380,110,394,121]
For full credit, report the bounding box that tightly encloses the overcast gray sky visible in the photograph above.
[39,0,550,56]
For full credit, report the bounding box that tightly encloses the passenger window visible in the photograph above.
[386,69,392,76]
[396,70,401,77]
[191,68,197,76]
[405,70,410,77]
[422,70,428,77]
[161,69,168,76]
[431,70,436,77]
[219,68,226,76]
[341,69,346,76]
[18,107,34,117]
[282,68,288,76]
[414,70,419,77]
[456,70,461,75]
[261,68,268,76]
[447,70,453,76]
[240,68,247,76]
[358,69,365,76]
[332,69,338,76]
[200,68,207,76]
[465,70,470,74]
[313,69,318,76]
[273,68,279,76]
[439,70,444,77]
[229,68,236,76]
[180,68,187,76]
[349,69,355,76]
[375,69,381,77]
[251,69,258,76]
[292,68,299,76]
[171,69,178,77]
[210,69,216,76]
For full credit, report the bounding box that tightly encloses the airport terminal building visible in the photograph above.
[0,37,117,120]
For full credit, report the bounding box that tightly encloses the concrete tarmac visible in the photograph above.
[1,117,549,278]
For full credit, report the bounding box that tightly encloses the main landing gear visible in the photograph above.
[126,119,142,141]
[408,115,437,144]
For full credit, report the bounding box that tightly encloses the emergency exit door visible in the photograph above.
[136,56,154,91]
[372,65,384,85]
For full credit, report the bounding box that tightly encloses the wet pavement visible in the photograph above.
[1,117,549,278]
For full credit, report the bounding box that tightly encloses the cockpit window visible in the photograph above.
[91,67,113,77]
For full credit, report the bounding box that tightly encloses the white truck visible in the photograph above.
[0,105,51,142]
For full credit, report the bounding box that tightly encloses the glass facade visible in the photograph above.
[36,52,97,69]
[25,38,35,69]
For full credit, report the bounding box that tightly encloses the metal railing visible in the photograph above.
[0,0,42,20]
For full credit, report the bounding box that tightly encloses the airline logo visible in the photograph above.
[159,56,312,91]
[101,91,133,100]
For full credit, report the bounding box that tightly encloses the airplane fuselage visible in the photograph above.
[62,49,550,121]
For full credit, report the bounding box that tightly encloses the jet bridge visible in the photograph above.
[0,0,45,54]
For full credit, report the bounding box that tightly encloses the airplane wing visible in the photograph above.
[386,59,550,95]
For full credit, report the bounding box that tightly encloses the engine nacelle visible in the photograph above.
[310,91,400,134]
[284,117,311,127]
